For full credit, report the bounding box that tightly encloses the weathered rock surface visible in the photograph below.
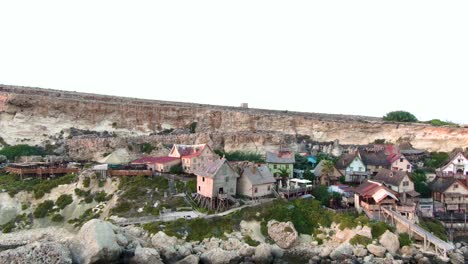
[330,242,354,260]
[175,254,200,264]
[252,243,273,264]
[379,230,400,254]
[267,220,298,249]
[367,244,386,257]
[69,219,123,264]
[0,241,72,264]
[200,248,240,264]
[151,231,182,261]
[353,246,368,257]
[130,246,163,264]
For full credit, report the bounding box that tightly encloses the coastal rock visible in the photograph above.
[175,255,200,264]
[334,228,357,243]
[151,231,181,261]
[319,245,333,258]
[69,219,123,264]
[239,245,255,257]
[130,246,163,264]
[222,238,243,251]
[399,245,415,257]
[200,248,240,264]
[353,246,368,257]
[330,242,354,260]
[379,231,400,254]
[252,243,273,264]
[0,241,72,264]
[267,220,298,249]
[448,252,465,264]
[367,244,386,257]
[357,226,372,239]
[363,255,374,264]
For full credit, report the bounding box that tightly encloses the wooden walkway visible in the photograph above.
[380,207,455,258]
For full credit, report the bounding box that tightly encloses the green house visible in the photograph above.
[266,150,295,178]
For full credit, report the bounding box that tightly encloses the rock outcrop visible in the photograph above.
[1,85,468,155]
[379,230,400,254]
[130,246,163,264]
[267,221,298,249]
[68,219,124,264]
[366,244,386,257]
[0,241,72,264]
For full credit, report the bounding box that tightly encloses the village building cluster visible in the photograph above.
[1,140,467,225]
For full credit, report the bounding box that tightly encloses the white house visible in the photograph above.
[335,153,368,183]
[437,151,468,177]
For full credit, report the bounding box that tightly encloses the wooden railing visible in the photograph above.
[108,170,152,176]
[5,167,79,175]
[360,201,380,211]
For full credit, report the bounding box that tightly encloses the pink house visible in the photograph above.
[168,144,218,174]
[194,157,239,199]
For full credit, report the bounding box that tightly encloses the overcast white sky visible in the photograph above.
[1,1,467,123]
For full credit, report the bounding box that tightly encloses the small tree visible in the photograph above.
[278,167,290,187]
[170,164,183,174]
[383,111,418,123]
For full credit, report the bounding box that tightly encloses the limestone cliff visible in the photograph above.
[1,84,467,156]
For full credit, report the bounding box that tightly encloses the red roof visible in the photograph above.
[132,156,180,164]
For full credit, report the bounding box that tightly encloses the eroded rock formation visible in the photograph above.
[1,84,468,155]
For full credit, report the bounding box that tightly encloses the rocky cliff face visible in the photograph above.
[1,84,468,155]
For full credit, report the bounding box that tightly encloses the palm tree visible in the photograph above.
[278,167,290,188]
[321,160,335,185]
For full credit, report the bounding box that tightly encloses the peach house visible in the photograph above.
[131,156,181,173]
[194,157,239,199]
[168,144,218,174]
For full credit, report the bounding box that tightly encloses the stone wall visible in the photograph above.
[1,84,468,153]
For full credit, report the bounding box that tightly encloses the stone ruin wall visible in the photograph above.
[1,84,468,154]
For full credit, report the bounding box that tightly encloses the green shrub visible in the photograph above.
[33,174,77,199]
[56,194,73,209]
[189,122,197,133]
[75,188,90,197]
[350,235,372,246]
[139,143,155,154]
[399,233,413,247]
[84,195,94,204]
[83,177,90,188]
[94,191,111,202]
[68,208,100,227]
[383,111,418,123]
[34,200,55,218]
[370,221,394,239]
[51,214,64,222]
[419,218,447,241]
[111,201,132,214]
[426,119,458,127]
[1,221,15,233]
[98,180,105,188]
[214,150,265,163]
[244,236,260,246]
[169,164,183,174]
[0,144,46,160]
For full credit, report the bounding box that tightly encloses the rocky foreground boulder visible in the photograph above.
[379,230,399,254]
[267,220,298,249]
[68,219,125,264]
[130,246,163,264]
[0,241,72,264]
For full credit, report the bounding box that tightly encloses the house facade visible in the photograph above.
[430,178,468,213]
[168,144,218,174]
[194,157,239,199]
[266,149,295,179]
[335,153,368,183]
[314,160,343,186]
[389,154,413,172]
[374,169,419,203]
[354,180,399,213]
[358,147,391,176]
[131,156,181,173]
[437,151,468,178]
[235,162,276,199]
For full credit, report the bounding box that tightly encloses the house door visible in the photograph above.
[219,187,224,194]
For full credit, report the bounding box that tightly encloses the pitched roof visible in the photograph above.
[439,150,468,171]
[132,156,180,164]
[170,144,208,158]
[374,168,409,187]
[236,162,275,185]
[314,160,343,178]
[193,158,239,178]
[358,149,391,167]
[266,150,295,164]
[335,154,358,170]
[354,180,398,202]
[429,178,466,193]
[98,148,132,165]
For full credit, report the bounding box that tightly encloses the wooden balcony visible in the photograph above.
[5,167,79,176]
[360,201,380,211]
[108,170,152,177]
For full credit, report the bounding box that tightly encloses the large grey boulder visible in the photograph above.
[366,244,386,257]
[252,243,273,264]
[130,246,163,264]
[0,241,72,264]
[353,246,368,257]
[330,242,354,260]
[69,219,123,264]
[200,248,240,264]
[267,220,298,249]
[151,231,181,262]
[175,255,200,264]
[378,230,399,254]
[448,252,465,264]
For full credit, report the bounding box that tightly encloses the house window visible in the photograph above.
[198,186,201,191]
[400,158,404,162]
[267,185,271,191]
[225,177,229,182]
[274,165,277,169]
[454,184,459,189]
[202,177,205,182]
[407,165,411,170]
[359,167,363,171]
[254,187,258,193]
[403,181,409,187]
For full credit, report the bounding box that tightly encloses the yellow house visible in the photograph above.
[266,150,295,179]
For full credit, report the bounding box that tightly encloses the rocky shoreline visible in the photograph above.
[0,219,466,264]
